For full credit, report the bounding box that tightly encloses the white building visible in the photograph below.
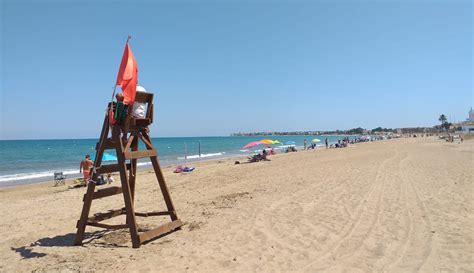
[461,107,474,133]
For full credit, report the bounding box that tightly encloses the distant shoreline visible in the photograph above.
[0,135,372,187]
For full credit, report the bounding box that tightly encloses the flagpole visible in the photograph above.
[109,35,132,108]
[96,36,133,178]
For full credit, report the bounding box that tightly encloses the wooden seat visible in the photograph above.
[125,91,154,127]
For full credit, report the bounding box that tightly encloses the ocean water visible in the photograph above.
[0,135,358,187]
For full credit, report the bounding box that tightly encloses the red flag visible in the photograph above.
[116,42,138,105]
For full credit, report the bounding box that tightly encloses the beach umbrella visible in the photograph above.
[272,140,282,144]
[243,141,263,149]
[92,152,117,161]
[312,138,321,143]
[260,139,275,145]
[103,153,118,161]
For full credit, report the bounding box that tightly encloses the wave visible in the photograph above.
[177,152,225,160]
[0,169,79,183]
[0,162,155,183]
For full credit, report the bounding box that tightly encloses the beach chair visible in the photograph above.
[53,172,66,186]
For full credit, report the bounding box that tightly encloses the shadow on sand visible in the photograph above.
[11,246,47,259]
[12,230,110,259]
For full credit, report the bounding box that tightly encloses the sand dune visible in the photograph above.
[1,137,472,272]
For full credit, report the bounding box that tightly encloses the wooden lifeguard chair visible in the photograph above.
[74,91,183,248]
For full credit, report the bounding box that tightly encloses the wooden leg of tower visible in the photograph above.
[114,127,141,248]
[129,134,139,202]
[149,156,179,221]
[74,182,96,245]
[142,131,179,221]
[96,111,110,152]
[92,113,110,180]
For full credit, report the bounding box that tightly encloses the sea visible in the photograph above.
[0,135,358,187]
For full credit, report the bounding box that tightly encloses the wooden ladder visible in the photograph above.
[74,98,182,248]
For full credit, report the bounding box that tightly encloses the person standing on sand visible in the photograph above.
[325,138,328,149]
[304,139,307,150]
[80,155,94,186]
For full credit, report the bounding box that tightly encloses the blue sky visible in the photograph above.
[1,0,472,139]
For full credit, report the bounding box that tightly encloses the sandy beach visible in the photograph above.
[0,137,472,272]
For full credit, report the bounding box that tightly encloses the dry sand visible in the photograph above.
[1,137,472,272]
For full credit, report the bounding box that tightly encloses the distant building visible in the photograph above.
[461,107,474,133]
[462,122,474,133]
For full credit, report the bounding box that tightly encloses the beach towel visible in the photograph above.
[174,166,195,173]
[183,167,195,173]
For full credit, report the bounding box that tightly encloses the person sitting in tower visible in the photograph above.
[114,92,128,124]
[131,85,148,118]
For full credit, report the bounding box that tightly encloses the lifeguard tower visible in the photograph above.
[74,91,182,248]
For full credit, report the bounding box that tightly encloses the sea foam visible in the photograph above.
[177,152,225,160]
[0,169,79,183]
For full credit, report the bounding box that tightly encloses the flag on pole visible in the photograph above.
[116,42,138,105]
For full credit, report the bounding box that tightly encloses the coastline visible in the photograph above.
[0,153,250,190]
[1,137,472,272]
[0,135,360,187]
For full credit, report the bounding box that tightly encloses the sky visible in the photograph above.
[1,0,472,139]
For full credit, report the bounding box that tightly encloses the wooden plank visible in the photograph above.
[113,127,141,248]
[124,149,157,160]
[74,182,96,245]
[88,208,125,222]
[124,135,135,152]
[142,131,179,221]
[135,91,153,104]
[95,138,116,150]
[148,103,154,123]
[87,222,129,229]
[139,134,154,149]
[96,163,131,175]
[92,186,123,199]
[139,219,183,243]
[135,211,174,217]
[91,114,110,181]
[129,135,138,202]
[132,118,151,127]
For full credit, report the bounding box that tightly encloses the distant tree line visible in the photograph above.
[232,127,380,136]
[231,114,457,137]
[231,126,443,136]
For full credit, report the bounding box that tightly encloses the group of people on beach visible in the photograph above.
[444,134,464,144]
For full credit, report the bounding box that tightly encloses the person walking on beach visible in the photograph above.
[80,155,94,186]
[325,138,329,149]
